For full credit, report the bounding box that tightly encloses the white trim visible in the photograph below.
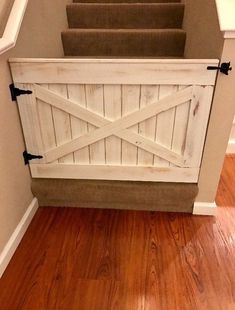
[215,0,235,38]
[227,117,235,154]
[193,201,217,216]
[0,197,38,278]
[223,31,235,39]
[0,0,28,55]
[227,140,235,154]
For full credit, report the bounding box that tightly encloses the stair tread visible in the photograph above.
[73,0,181,2]
[69,3,184,5]
[67,3,184,29]
[63,28,186,32]
[63,56,185,59]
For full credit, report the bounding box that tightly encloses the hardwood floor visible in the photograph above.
[0,156,234,310]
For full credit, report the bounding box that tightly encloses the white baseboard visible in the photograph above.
[0,197,39,278]
[193,201,217,216]
[226,140,235,154]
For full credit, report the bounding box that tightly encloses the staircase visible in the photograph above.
[62,0,186,57]
[30,1,200,213]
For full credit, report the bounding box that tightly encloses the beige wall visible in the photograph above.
[0,0,14,37]
[8,0,71,58]
[182,0,235,203]
[197,39,235,202]
[183,0,224,59]
[0,52,33,253]
[0,0,70,255]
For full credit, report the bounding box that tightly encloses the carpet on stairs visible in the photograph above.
[67,3,184,29]
[62,29,186,57]
[62,0,186,57]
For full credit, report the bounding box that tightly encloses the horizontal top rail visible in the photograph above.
[9,58,219,86]
[0,0,28,55]
[215,0,235,38]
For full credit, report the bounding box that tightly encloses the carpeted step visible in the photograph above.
[32,179,198,213]
[62,29,186,57]
[73,0,181,3]
[67,3,184,29]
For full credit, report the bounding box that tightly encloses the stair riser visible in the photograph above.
[32,179,198,213]
[62,30,186,57]
[67,4,184,29]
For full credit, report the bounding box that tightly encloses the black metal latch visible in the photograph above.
[9,84,32,101]
[207,62,232,75]
[23,151,43,165]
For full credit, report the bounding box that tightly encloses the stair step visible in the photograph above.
[73,0,181,3]
[62,29,186,57]
[32,179,198,213]
[67,3,184,29]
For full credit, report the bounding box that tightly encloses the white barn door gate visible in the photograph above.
[9,58,218,182]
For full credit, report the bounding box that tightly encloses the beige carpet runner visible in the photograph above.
[62,0,186,56]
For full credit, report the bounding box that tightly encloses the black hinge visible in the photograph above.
[23,151,43,165]
[9,84,33,101]
[207,62,232,75]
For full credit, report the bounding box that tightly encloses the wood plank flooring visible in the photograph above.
[0,156,234,310]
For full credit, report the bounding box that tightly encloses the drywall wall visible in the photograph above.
[9,0,72,58]
[183,0,224,59]
[0,0,70,256]
[183,0,235,204]
[0,52,33,253]
[0,0,14,37]
[197,39,235,202]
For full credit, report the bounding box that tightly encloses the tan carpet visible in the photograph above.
[62,29,186,57]
[62,1,186,57]
[73,0,181,3]
[67,3,184,29]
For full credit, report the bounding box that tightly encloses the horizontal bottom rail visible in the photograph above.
[30,164,199,183]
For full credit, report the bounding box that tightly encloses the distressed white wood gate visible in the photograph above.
[9,58,218,182]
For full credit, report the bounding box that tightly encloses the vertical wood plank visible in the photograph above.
[138,85,159,166]
[184,86,214,167]
[122,85,140,166]
[16,83,45,164]
[171,85,190,167]
[67,84,89,164]
[85,85,105,164]
[104,85,122,165]
[154,85,177,167]
[37,84,57,163]
[49,84,73,163]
